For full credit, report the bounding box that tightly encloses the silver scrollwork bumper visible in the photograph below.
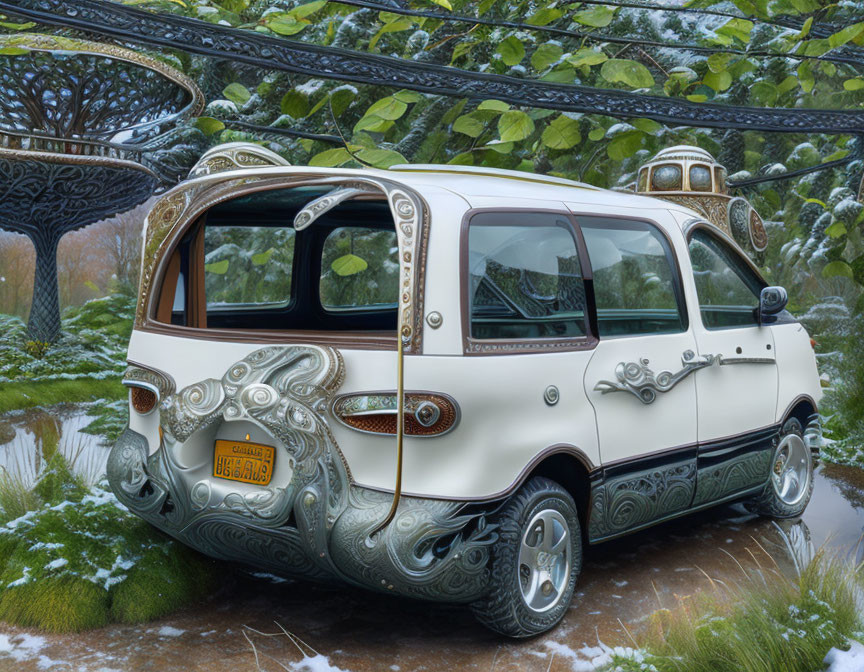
[107,345,498,603]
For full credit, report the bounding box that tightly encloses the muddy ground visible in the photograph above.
[1,463,863,672]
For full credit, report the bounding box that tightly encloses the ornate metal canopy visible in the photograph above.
[0,33,203,342]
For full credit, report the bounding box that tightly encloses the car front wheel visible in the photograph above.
[471,476,582,638]
[747,418,814,518]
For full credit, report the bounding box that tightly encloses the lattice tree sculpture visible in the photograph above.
[0,34,202,342]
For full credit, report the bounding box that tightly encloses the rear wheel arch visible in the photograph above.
[520,449,594,539]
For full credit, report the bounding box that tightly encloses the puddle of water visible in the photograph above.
[0,463,862,672]
[0,405,110,490]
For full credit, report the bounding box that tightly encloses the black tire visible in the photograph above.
[471,476,582,638]
[746,418,814,518]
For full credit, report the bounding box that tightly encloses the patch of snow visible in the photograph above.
[824,641,864,672]
[296,79,325,95]
[8,566,31,587]
[0,632,47,663]
[290,654,349,672]
[157,626,185,638]
[44,558,68,571]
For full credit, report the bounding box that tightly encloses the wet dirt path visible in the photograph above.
[1,463,863,672]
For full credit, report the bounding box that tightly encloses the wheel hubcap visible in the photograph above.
[771,434,810,506]
[518,509,570,613]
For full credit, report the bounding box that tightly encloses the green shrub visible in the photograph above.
[0,487,218,633]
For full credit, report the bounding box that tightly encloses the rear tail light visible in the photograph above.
[810,338,817,349]
[127,384,159,415]
[332,392,459,437]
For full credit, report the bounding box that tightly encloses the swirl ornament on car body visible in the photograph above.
[107,345,498,600]
[594,351,721,405]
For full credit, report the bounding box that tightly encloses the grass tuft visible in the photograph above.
[606,550,864,672]
[0,576,110,632]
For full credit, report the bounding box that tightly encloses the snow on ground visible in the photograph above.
[157,626,185,638]
[824,641,864,672]
[289,654,350,672]
[0,632,68,668]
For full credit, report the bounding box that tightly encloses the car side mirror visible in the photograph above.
[759,286,788,324]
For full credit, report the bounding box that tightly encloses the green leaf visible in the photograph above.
[354,148,407,168]
[286,0,327,19]
[194,117,225,135]
[822,260,853,279]
[280,90,309,118]
[478,99,510,112]
[686,94,709,103]
[0,21,35,30]
[607,129,644,161]
[309,147,353,167]
[428,0,452,8]
[632,118,662,134]
[541,115,581,150]
[332,254,368,276]
[496,36,525,67]
[453,113,486,137]
[797,61,815,93]
[574,5,616,27]
[498,110,535,142]
[828,22,864,49]
[364,96,408,121]
[0,46,30,55]
[600,59,655,89]
[825,222,848,239]
[484,139,514,154]
[369,15,413,50]
[531,43,564,71]
[588,127,606,142]
[704,69,732,92]
[750,81,777,106]
[566,47,608,68]
[393,89,423,103]
[223,83,251,106]
[330,87,356,116]
[797,16,813,40]
[799,39,831,57]
[205,260,230,275]
[266,14,308,35]
[252,248,276,266]
[716,18,754,44]
[844,78,864,91]
[526,8,563,26]
[707,53,734,73]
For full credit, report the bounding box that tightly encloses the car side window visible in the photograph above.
[467,212,588,340]
[688,229,764,329]
[578,216,686,337]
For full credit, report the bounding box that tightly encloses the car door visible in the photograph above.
[685,225,779,506]
[577,213,700,542]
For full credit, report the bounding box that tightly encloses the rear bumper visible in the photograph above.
[107,427,498,603]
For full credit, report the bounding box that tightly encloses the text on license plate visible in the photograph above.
[213,439,275,486]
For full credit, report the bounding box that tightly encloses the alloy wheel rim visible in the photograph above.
[771,434,810,506]
[518,508,570,613]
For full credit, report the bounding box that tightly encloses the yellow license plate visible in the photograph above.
[213,439,275,486]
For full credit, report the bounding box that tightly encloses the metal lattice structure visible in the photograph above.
[2,0,863,136]
[0,33,203,341]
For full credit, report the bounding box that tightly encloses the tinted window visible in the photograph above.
[320,227,399,310]
[580,217,686,337]
[689,229,764,329]
[204,225,294,310]
[468,213,587,340]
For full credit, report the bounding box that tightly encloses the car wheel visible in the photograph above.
[747,418,814,518]
[471,476,582,638]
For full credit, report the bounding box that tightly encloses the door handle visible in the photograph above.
[594,350,717,405]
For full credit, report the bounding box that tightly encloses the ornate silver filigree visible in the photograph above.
[594,351,720,405]
[108,345,496,602]
[188,142,291,178]
[293,186,376,231]
[122,363,176,402]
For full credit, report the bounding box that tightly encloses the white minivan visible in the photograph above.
[109,142,822,637]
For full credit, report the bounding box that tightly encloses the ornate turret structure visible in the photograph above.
[635,146,768,257]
